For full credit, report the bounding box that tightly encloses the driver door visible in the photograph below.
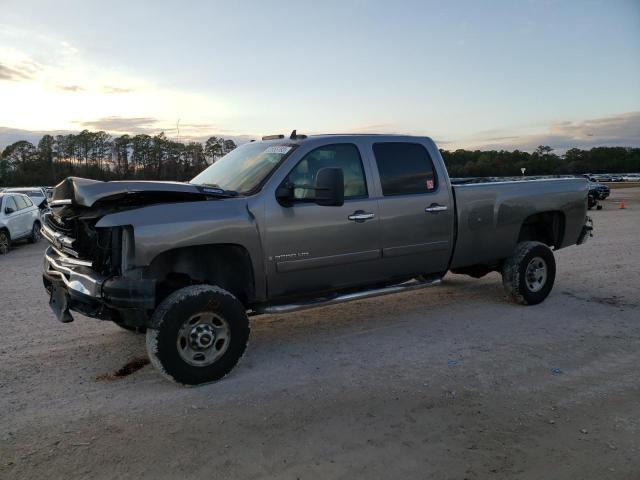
[264,143,383,299]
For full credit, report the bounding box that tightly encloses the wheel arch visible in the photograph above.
[145,243,256,308]
[517,211,566,249]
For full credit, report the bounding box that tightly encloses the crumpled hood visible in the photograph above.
[52,176,224,208]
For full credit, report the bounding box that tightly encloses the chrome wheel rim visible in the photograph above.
[0,233,8,254]
[176,312,231,367]
[525,256,547,293]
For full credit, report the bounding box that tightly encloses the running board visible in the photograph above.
[254,276,442,315]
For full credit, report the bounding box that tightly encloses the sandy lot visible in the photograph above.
[1,189,639,479]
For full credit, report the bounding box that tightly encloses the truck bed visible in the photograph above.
[449,177,589,269]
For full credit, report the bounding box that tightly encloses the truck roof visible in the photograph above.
[260,133,435,145]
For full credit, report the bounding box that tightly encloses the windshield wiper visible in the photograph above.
[198,183,241,197]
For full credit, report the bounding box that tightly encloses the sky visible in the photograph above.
[0,0,639,151]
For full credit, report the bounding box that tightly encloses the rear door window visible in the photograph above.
[14,195,28,210]
[373,142,437,196]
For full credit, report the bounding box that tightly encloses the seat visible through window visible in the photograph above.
[287,143,367,200]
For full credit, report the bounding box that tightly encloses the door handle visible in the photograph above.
[348,211,375,222]
[425,204,448,213]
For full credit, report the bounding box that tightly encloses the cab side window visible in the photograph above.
[23,196,33,207]
[286,144,367,201]
[373,142,438,196]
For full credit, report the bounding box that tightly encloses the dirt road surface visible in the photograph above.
[1,189,639,479]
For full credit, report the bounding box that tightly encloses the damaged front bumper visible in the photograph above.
[42,246,155,324]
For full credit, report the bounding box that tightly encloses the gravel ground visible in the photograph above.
[1,189,639,479]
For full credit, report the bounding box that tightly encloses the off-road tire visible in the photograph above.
[502,241,556,305]
[146,285,250,385]
[29,221,41,243]
[113,321,147,334]
[0,230,10,254]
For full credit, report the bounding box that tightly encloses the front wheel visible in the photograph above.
[29,221,41,243]
[146,285,250,385]
[502,241,556,305]
[0,230,10,254]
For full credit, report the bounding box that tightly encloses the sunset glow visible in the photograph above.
[1,0,639,150]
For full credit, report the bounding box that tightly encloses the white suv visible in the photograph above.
[0,192,42,254]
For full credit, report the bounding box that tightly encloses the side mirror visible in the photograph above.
[275,183,294,205]
[314,167,344,207]
[5,207,15,215]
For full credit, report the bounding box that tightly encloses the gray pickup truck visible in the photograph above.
[42,133,592,385]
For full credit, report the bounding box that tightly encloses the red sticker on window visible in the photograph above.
[426,179,434,189]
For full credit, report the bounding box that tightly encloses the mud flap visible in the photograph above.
[49,284,74,323]
[577,216,593,245]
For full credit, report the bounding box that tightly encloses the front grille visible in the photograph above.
[43,212,81,258]
[44,212,120,275]
[46,213,75,236]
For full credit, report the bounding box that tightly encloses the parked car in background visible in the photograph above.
[589,182,610,200]
[0,192,42,254]
[4,187,50,220]
[592,174,611,182]
[622,174,640,182]
[587,191,602,210]
[594,175,618,182]
[4,187,49,208]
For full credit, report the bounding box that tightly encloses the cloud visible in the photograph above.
[549,112,640,142]
[0,126,74,149]
[75,116,159,133]
[58,84,85,92]
[102,86,134,94]
[60,40,79,55]
[0,61,37,81]
[464,112,640,152]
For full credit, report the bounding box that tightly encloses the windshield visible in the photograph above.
[9,189,42,198]
[190,141,295,193]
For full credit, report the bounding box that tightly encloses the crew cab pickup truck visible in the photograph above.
[41,133,593,385]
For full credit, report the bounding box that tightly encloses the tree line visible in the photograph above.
[441,145,640,178]
[0,130,238,187]
[1,131,639,187]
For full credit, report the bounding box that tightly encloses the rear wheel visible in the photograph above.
[0,230,9,254]
[146,285,250,385]
[502,241,556,305]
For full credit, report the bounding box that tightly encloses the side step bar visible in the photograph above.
[253,276,442,315]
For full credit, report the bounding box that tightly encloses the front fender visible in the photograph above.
[95,197,266,299]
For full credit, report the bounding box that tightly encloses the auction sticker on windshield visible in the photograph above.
[264,146,292,155]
